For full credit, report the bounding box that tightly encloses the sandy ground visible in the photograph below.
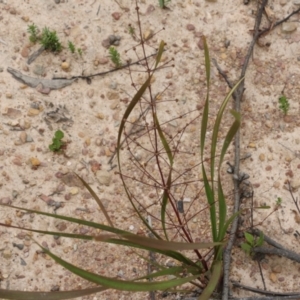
[1,0,300,299]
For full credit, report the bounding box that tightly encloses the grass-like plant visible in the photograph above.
[0,3,243,299]
[27,23,39,43]
[159,0,171,8]
[68,41,76,53]
[278,94,289,115]
[109,46,122,68]
[27,24,62,52]
[40,27,62,52]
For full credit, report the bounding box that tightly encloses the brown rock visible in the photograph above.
[272,264,282,273]
[2,108,22,119]
[269,272,277,283]
[107,91,119,100]
[146,4,155,14]
[102,38,110,49]
[21,46,30,58]
[112,12,122,20]
[56,222,67,231]
[186,24,195,31]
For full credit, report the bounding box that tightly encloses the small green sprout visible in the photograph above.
[241,231,264,256]
[276,197,282,206]
[77,48,83,56]
[279,95,289,115]
[128,24,135,36]
[68,41,75,54]
[109,46,122,68]
[27,24,39,43]
[40,27,62,52]
[49,130,65,152]
[158,0,171,8]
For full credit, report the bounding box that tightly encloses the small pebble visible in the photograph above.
[10,8,17,15]
[27,108,40,116]
[22,16,30,22]
[282,22,297,33]
[69,187,78,195]
[3,249,12,259]
[272,264,282,273]
[186,24,195,31]
[87,89,94,98]
[19,132,27,144]
[56,222,67,231]
[112,12,122,20]
[30,157,41,167]
[21,46,30,58]
[96,170,112,186]
[61,62,70,71]
[269,272,277,283]
[129,225,134,231]
[13,243,24,250]
[259,153,265,161]
[147,5,155,14]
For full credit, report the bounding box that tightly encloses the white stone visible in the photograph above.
[282,22,297,33]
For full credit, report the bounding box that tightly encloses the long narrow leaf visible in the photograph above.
[154,113,173,165]
[106,234,222,251]
[0,287,107,300]
[198,260,222,300]
[154,40,165,68]
[37,241,198,292]
[201,165,217,242]
[200,36,210,159]
[116,62,161,240]
[74,174,114,227]
[153,112,174,240]
[217,109,241,238]
[0,206,199,267]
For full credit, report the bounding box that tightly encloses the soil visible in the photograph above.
[1,0,300,300]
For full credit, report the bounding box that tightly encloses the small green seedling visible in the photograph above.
[68,41,75,53]
[49,130,65,152]
[109,46,122,68]
[279,95,289,115]
[128,24,136,37]
[27,24,39,43]
[77,48,83,56]
[68,41,82,56]
[276,197,282,206]
[158,0,171,8]
[241,231,264,256]
[40,27,62,52]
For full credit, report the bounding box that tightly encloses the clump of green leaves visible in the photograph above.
[40,27,62,52]
[279,94,289,115]
[68,41,83,56]
[27,24,39,43]
[159,0,171,8]
[241,231,264,256]
[49,130,65,152]
[27,24,62,52]
[109,46,122,68]
[68,41,76,53]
